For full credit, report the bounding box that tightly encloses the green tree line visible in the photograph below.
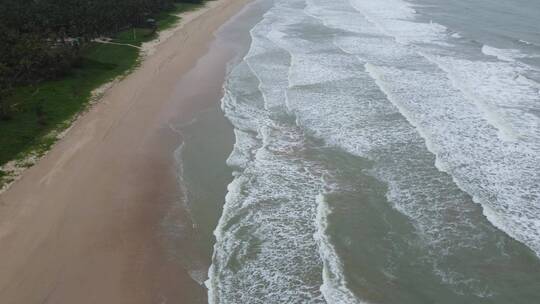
[0,0,204,118]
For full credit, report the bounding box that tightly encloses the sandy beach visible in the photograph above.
[0,0,251,303]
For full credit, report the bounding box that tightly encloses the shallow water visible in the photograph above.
[168,0,274,296]
[206,0,540,303]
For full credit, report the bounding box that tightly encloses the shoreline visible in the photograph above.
[0,0,251,303]
[0,1,224,194]
[165,0,272,286]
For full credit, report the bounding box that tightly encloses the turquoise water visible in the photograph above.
[198,0,540,303]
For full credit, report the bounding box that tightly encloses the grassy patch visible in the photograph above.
[112,28,155,46]
[0,42,139,166]
[0,1,206,185]
[112,2,205,46]
[157,2,204,31]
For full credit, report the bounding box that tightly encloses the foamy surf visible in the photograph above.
[208,0,540,302]
[481,45,529,62]
[342,0,540,257]
[315,193,367,304]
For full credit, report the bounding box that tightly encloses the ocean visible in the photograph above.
[194,0,540,302]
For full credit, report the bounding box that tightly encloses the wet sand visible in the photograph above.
[160,0,272,286]
[0,0,251,303]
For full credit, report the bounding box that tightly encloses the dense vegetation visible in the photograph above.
[0,0,205,113]
[0,0,205,180]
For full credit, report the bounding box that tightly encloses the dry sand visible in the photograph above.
[0,0,250,303]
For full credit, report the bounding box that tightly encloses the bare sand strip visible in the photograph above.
[0,0,250,303]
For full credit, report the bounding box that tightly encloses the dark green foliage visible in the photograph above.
[0,0,206,101]
[0,42,139,165]
[0,0,207,172]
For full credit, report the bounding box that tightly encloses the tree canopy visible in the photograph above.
[0,0,204,117]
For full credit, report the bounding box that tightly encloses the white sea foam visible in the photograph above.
[481,45,529,62]
[210,82,328,303]
[518,39,540,47]
[348,0,448,45]
[210,0,540,302]
[208,2,332,302]
[367,59,540,252]
[285,0,540,293]
[341,0,540,257]
[316,194,368,304]
[422,52,540,142]
[272,0,499,295]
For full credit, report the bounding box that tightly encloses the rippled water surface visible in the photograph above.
[206,0,540,303]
